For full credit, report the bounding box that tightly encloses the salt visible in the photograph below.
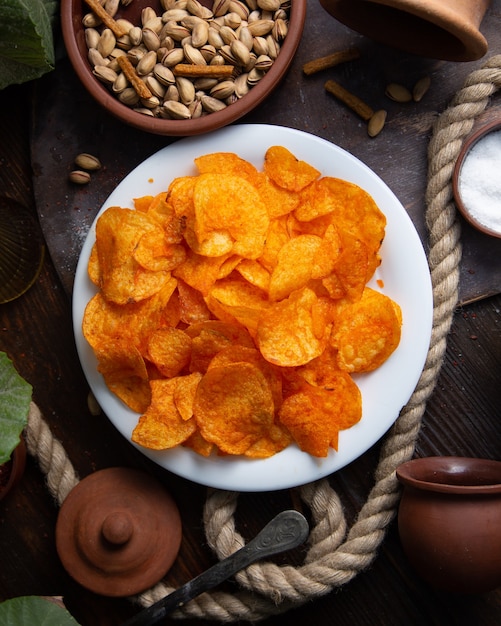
[458,129,501,234]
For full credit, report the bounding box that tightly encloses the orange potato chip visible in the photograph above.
[256,287,331,367]
[206,276,269,334]
[183,430,214,457]
[193,174,269,259]
[264,146,321,192]
[177,279,212,324]
[243,424,292,458]
[83,278,177,355]
[193,362,275,455]
[88,243,100,286]
[258,215,291,274]
[133,195,154,213]
[186,320,254,373]
[132,378,196,449]
[193,173,269,259]
[146,327,192,378]
[253,171,300,219]
[331,287,402,373]
[268,234,323,301]
[234,259,271,292]
[173,248,232,295]
[278,372,361,457]
[322,231,369,302]
[95,207,172,304]
[134,231,186,272]
[194,152,259,183]
[173,371,203,421]
[94,341,150,413]
[208,344,283,410]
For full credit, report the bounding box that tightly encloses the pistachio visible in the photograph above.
[368,109,387,138]
[257,0,281,9]
[210,79,235,99]
[201,94,227,112]
[385,82,412,103]
[136,49,157,75]
[93,65,118,85]
[142,27,161,51]
[176,76,196,103]
[161,100,192,119]
[413,76,431,102]
[69,170,91,185]
[230,39,251,66]
[75,153,102,171]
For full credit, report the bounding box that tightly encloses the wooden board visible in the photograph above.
[31,1,501,304]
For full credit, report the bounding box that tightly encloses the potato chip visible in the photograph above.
[83,278,177,355]
[322,231,369,302]
[133,195,154,213]
[206,276,269,334]
[234,259,271,292]
[253,171,300,218]
[193,362,275,455]
[177,279,212,324]
[186,320,254,372]
[134,231,186,272]
[146,327,192,378]
[193,173,269,259]
[208,344,283,410]
[88,243,100,286]
[264,146,320,192]
[173,371,203,421]
[95,207,172,304]
[331,287,402,373]
[194,152,259,183]
[278,372,361,456]
[268,234,323,301]
[94,341,150,413]
[243,424,292,458]
[132,378,196,449]
[183,430,214,457]
[173,248,232,295]
[257,287,331,367]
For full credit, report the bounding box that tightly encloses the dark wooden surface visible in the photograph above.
[1,1,501,625]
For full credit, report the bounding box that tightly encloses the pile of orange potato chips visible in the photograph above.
[82,146,402,459]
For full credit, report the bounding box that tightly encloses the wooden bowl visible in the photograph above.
[452,119,501,239]
[60,0,306,136]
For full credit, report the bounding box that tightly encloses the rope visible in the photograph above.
[24,54,501,623]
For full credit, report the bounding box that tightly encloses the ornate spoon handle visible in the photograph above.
[122,510,309,626]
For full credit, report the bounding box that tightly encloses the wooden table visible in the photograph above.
[1,1,501,624]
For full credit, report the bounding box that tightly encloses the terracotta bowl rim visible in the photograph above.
[396,456,501,494]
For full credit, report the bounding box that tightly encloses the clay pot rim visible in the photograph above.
[319,0,490,61]
[452,119,501,239]
[60,0,307,137]
[396,456,501,495]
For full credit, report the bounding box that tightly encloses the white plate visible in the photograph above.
[73,124,432,492]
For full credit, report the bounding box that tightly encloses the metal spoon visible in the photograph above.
[121,510,309,626]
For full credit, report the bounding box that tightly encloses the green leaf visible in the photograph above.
[0,0,57,90]
[0,596,81,625]
[0,352,32,464]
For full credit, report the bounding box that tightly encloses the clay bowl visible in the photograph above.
[452,119,501,239]
[60,0,306,136]
[396,456,501,593]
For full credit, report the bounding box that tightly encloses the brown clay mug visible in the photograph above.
[319,0,492,61]
[396,456,501,593]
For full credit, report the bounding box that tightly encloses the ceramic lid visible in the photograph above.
[55,467,182,596]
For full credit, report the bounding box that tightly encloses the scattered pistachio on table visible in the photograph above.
[68,152,101,185]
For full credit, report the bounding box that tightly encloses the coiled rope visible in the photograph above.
[25,54,501,623]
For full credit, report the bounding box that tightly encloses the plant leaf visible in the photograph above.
[0,596,81,625]
[0,352,32,464]
[0,0,57,90]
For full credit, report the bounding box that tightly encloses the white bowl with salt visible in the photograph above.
[453,120,501,239]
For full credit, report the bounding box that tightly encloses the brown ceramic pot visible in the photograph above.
[0,437,27,502]
[319,0,492,61]
[396,456,501,593]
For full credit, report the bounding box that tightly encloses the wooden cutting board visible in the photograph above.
[31,1,501,303]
